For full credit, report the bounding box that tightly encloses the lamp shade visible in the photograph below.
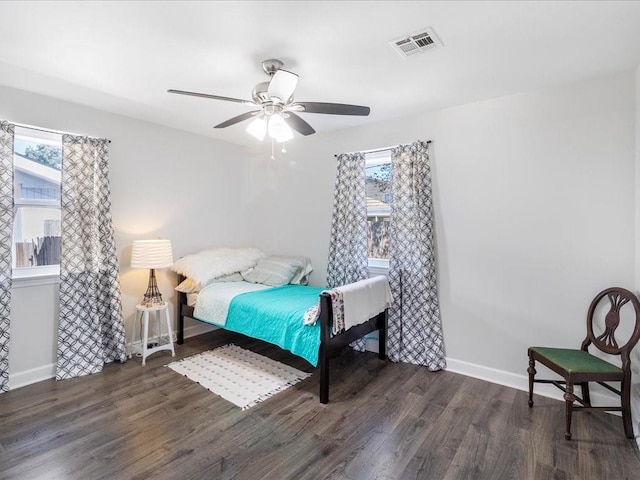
[268,114,294,143]
[131,239,173,269]
[246,116,267,141]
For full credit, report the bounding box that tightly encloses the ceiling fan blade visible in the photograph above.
[168,89,256,105]
[267,70,299,103]
[292,102,370,116]
[214,110,262,129]
[284,112,316,136]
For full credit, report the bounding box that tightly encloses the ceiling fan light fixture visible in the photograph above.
[268,114,294,143]
[246,116,267,141]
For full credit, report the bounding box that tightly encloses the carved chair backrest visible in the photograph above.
[582,287,640,364]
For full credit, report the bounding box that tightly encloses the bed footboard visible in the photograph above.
[318,292,388,404]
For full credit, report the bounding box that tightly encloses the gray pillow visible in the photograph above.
[241,257,301,286]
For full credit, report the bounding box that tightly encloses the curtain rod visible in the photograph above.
[13,122,111,143]
[334,140,431,157]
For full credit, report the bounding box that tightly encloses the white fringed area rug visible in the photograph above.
[167,344,311,410]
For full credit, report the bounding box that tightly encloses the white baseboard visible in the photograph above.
[126,323,216,356]
[365,337,380,353]
[445,356,618,408]
[183,322,218,339]
[9,363,56,390]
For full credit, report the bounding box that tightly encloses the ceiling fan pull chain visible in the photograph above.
[271,138,276,161]
[281,141,287,154]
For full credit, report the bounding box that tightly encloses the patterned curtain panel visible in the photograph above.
[327,152,369,351]
[0,122,13,393]
[387,141,446,370]
[56,135,126,380]
[326,152,369,288]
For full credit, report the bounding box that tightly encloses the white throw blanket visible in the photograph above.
[193,281,271,326]
[303,275,393,334]
[336,275,393,331]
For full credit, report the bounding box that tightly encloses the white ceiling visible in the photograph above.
[1,1,640,146]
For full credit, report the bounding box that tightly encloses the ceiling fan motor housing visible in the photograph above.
[261,58,284,76]
[252,82,271,103]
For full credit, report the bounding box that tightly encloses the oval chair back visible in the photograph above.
[582,287,640,360]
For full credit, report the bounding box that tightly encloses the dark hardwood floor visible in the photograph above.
[1,330,639,480]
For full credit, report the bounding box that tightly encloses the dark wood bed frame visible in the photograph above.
[176,275,388,404]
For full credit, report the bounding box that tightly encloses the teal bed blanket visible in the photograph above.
[207,284,323,367]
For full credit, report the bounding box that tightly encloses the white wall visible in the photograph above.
[0,84,251,386]
[245,72,637,410]
[8,281,59,387]
[636,65,640,295]
[634,65,640,437]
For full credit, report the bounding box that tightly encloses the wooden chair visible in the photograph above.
[528,287,640,440]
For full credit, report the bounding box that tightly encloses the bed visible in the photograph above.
[172,250,389,404]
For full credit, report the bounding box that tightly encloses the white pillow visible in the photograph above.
[242,257,301,286]
[174,272,245,294]
[171,247,265,286]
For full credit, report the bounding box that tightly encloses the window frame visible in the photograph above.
[365,151,392,272]
[12,126,62,281]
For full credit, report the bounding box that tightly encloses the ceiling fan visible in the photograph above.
[168,59,370,142]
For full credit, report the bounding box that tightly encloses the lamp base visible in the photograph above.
[140,268,166,307]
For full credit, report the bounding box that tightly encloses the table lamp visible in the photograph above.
[131,239,173,306]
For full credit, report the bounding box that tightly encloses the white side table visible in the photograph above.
[130,303,175,366]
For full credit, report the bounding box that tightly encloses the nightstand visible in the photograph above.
[130,303,176,365]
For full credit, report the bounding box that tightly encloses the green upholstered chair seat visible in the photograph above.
[529,346,622,375]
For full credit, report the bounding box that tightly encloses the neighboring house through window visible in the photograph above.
[12,126,62,278]
[365,151,391,272]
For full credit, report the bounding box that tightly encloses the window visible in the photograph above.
[365,151,391,269]
[12,126,62,278]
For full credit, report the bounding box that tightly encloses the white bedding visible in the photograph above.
[192,281,272,326]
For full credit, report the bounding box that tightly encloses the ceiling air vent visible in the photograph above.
[390,27,441,59]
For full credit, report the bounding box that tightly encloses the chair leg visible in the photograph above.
[527,356,536,407]
[621,379,634,439]
[580,382,591,407]
[564,382,575,440]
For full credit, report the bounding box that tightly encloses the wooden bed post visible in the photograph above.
[378,310,387,360]
[177,275,186,345]
[319,293,333,404]
[177,304,184,344]
[319,344,329,404]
